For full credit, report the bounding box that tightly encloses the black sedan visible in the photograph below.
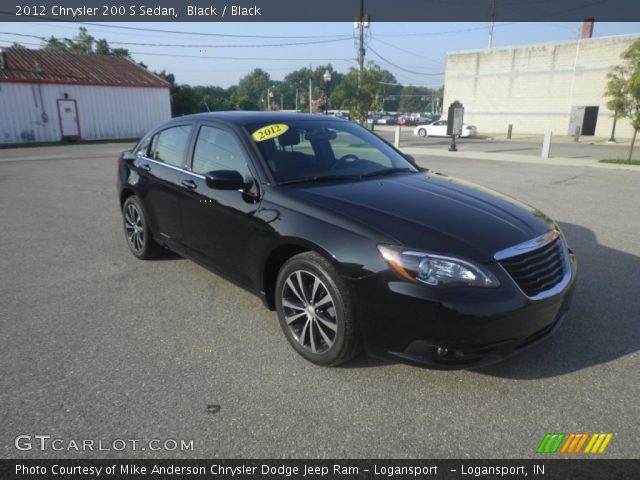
[117,112,576,369]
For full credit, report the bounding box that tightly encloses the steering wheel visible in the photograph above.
[330,154,359,171]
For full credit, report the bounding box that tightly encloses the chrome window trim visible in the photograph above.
[495,230,573,301]
[139,155,206,179]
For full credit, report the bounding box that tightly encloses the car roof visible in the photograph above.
[166,111,343,127]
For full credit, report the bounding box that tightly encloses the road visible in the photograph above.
[1,142,638,459]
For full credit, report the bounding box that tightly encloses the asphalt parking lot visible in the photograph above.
[1,142,639,459]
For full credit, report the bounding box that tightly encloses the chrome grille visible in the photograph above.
[499,238,566,297]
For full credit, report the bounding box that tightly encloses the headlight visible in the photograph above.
[377,245,500,287]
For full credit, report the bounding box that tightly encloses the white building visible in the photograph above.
[443,33,640,139]
[0,47,171,144]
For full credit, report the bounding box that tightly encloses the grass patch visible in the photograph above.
[599,158,640,165]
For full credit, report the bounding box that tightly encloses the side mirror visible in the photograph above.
[205,170,245,190]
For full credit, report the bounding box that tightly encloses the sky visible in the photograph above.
[1,21,639,88]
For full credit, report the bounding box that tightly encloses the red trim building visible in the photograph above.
[0,47,171,144]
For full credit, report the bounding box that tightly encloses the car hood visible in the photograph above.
[286,171,555,262]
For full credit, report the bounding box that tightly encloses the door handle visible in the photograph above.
[181,179,198,190]
[139,164,151,172]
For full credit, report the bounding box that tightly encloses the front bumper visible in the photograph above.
[349,251,576,369]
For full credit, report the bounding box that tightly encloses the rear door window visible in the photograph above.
[148,125,192,168]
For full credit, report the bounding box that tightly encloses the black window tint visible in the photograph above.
[249,120,416,183]
[149,125,192,167]
[192,125,248,176]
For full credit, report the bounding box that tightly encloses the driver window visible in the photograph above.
[192,125,249,177]
[329,129,391,166]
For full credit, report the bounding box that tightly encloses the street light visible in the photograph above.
[266,86,274,111]
[322,69,332,114]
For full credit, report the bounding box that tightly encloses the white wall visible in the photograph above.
[0,83,171,144]
[444,35,639,139]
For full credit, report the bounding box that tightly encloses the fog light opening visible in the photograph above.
[436,347,449,357]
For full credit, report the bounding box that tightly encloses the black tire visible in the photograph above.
[418,128,427,137]
[275,252,360,366]
[122,196,163,260]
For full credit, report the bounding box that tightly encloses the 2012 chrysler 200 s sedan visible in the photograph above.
[117,112,576,369]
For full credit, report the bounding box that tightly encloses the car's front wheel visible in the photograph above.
[275,252,359,366]
[418,128,427,137]
[122,196,162,259]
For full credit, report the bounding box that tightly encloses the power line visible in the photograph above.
[0,32,44,41]
[0,37,443,88]
[0,39,41,47]
[79,21,353,40]
[368,46,444,76]
[129,51,354,62]
[0,31,352,49]
[105,37,352,48]
[374,24,512,37]
[0,35,353,62]
[0,14,353,40]
[371,37,444,65]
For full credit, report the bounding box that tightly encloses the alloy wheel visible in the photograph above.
[124,203,145,254]
[281,270,338,354]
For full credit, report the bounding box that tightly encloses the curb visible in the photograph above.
[401,146,640,171]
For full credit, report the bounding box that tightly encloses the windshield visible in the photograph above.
[246,119,418,184]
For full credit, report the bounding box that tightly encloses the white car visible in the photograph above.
[413,120,478,138]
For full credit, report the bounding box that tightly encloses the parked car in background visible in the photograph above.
[413,120,478,138]
[416,114,440,125]
[331,111,350,120]
[377,115,397,125]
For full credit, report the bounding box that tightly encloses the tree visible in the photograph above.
[227,85,253,110]
[605,67,629,142]
[171,85,203,116]
[605,39,640,160]
[237,68,272,109]
[193,85,234,112]
[331,62,388,123]
[284,67,314,111]
[399,85,434,112]
[42,36,68,53]
[43,27,130,57]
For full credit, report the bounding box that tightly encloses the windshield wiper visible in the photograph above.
[278,168,414,185]
[278,174,360,186]
[360,167,414,178]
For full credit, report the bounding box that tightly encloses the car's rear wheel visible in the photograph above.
[418,128,427,137]
[275,252,359,366]
[122,196,162,259]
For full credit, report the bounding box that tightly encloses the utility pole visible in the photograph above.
[488,0,496,48]
[358,0,366,74]
[309,65,313,113]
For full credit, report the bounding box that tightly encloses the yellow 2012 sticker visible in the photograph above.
[251,123,289,142]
